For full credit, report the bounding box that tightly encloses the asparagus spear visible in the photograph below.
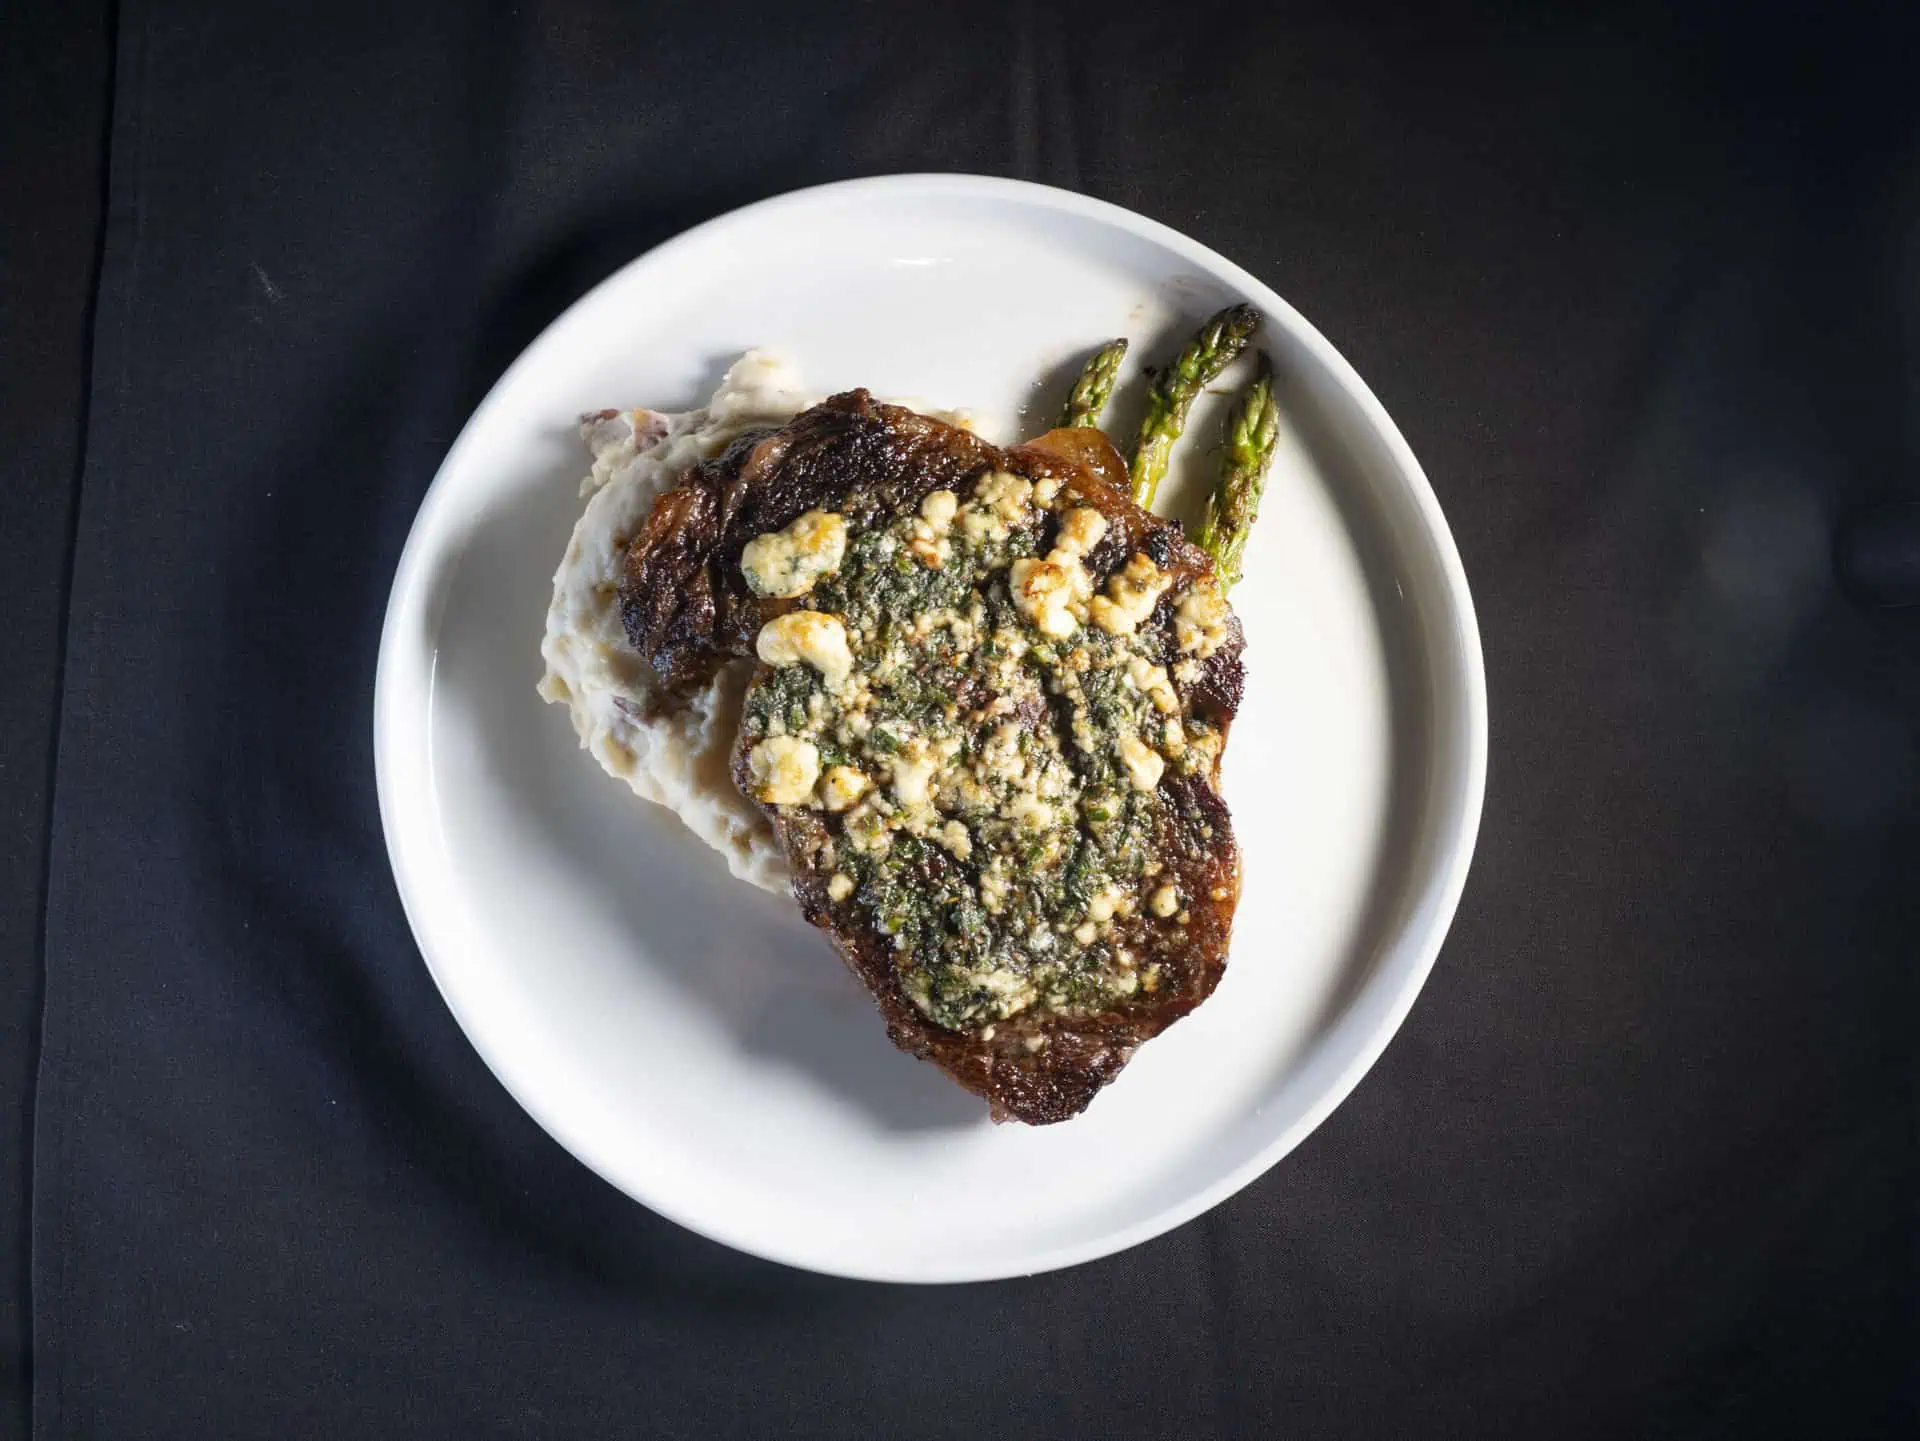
[1128,303,1260,510]
[1059,338,1129,430]
[1195,351,1279,590]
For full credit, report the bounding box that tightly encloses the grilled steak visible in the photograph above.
[620,391,1244,1123]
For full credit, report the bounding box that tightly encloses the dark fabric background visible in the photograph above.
[10,1,1919,1436]
[3,5,110,1439]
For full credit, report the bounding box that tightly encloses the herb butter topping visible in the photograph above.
[738,471,1224,1032]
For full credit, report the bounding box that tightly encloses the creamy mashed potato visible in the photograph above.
[538,351,815,892]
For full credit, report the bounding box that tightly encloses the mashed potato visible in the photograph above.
[538,351,815,892]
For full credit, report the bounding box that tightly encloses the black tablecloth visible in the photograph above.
[8,2,1919,1436]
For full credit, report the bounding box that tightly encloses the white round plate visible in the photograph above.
[375,174,1486,1282]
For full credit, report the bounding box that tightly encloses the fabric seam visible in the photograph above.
[31,1,137,1435]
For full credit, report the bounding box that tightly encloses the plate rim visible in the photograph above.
[373,172,1489,1283]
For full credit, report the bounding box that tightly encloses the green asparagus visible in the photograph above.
[1195,351,1279,590]
[1127,303,1260,510]
[1059,338,1129,430]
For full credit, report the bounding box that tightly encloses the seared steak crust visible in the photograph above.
[620,391,1244,1123]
